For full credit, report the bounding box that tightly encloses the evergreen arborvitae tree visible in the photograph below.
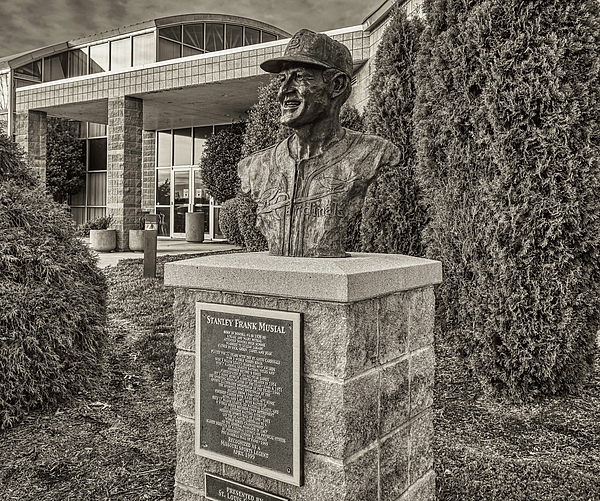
[416,0,600,398]
[200,121,246,204]
[241,78,292,158]
[46,117,85,203]
[360,4,428,256]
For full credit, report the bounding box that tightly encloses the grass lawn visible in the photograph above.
[1,254,599,500]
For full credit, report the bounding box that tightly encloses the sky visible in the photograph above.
[0,0,381,57]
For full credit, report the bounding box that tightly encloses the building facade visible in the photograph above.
[0,0,422,249]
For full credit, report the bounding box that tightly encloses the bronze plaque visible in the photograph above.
[205,473,289,501]
[196,303,302,486]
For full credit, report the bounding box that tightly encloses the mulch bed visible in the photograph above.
[0,289,176,501]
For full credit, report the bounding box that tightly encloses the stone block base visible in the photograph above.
[165,252,441,501]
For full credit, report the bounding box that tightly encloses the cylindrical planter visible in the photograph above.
[129,229,145,252]
[89,229,116,252]
[185,212,205,242]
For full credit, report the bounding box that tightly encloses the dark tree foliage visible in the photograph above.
[218,197,245,247]
[236,194,268,251]
[416,0,600,398]
[241,78,292,158]
[360,4,428,256]
[0,131,36,189]
[200,121,246,204]
[0,131,107,428]
[46,117,85,203]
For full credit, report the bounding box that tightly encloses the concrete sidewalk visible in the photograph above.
[90,238,239,269]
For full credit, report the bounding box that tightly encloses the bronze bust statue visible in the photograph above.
[238,29,400,257]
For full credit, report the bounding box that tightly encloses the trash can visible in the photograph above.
[185,211,205,242]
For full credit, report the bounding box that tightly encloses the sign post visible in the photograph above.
[144,214,159,278]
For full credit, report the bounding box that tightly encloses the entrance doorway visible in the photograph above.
[155,166,223,239]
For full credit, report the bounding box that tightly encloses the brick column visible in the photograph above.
[107,96,143,250]
[14,110,47,184]
[165,253,442,501]
[142,129,156,213]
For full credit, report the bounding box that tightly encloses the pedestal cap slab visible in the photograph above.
[164,252,442,302]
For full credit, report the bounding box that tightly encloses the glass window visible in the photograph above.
[88,207,106,220]
[174,170,190,203]
[133,33,155,66]
[156,169,171,205]
[156,207,170,236]
[71,207,85,226]
[159,26,181,42]
[88,138,107,171]
[194,170,210,205]
[173,128,192,166]
[183,46,203,57]
[15,60,42,82]
[226,25,243,49]
[14,78,36,88]
[213,207,224,238]
[88,122,106,138]
[44,53,68,82]
[89,43,109,73]
[244,27,260,46]
[157,131,171,167]
[88,172,107,206]
[193,126,212,164]
[183,24,204,50]
[69,49,88,78]
[205,23,224,52]
[0,72,9,111]
[111,38,131,71]
[158,38,181,61]
[70,182,86,205]
[262,32,277,43]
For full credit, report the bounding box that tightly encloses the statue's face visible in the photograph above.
[277,64,331,129]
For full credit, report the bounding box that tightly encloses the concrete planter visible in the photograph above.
[129,229,145,252]
[185,212,204,242]
[89,229,116,252]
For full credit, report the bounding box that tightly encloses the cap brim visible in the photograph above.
[260,55,332,74]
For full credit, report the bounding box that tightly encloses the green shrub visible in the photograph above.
[236,194,267,252]
[0,132,36,188]
[416,0,600,398]
[218,195,268,251]
[77,214,114,236]
[219,197,245,247]
[200,122,246,204]
[358,3,428,256]
[0,136,107,428]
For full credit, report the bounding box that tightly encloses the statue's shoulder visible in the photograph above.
[344,129,400,164]
[240,136,290,166]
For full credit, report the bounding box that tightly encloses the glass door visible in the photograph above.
[193,168,210,237]
[155,167,191,238]
[173,169,190,237]
[156,168,171,237]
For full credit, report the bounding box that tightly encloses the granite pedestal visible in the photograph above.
[165,252,442,501]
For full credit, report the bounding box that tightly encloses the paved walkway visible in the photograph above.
[90,238,239,269]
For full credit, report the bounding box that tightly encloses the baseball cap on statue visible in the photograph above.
[260,29,353,77]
